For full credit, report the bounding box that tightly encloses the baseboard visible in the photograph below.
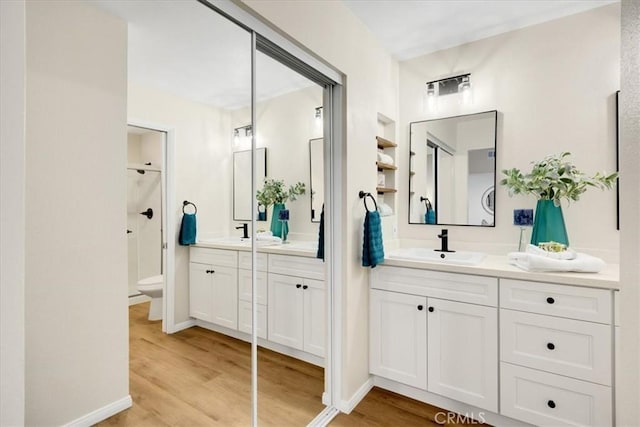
[128,294,150,306]
[168,319,195,333]
[64,395,132,427]
[338,377,374,414]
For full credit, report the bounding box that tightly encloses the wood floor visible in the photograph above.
[98,302,483,426]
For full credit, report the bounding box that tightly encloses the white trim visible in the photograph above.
[338,377,373,414]
[168,319,196,333]
[127,119,176,335]
[127,294,150,306]
[63,395,132,427]
[306,406,340,427]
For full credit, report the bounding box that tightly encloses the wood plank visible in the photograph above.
[376,136,397,148]
[99,302,487,427]
[376,161,397,171]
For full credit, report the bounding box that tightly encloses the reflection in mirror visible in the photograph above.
[309,138,324,222]
[409,110,497,226]
[233,148,267,221]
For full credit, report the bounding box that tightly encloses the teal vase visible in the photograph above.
[530,200,569,246]
[271,203,285,237]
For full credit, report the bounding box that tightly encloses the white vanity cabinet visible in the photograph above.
[268,254,325,358]
[370,266,499,412]
[499,278,614,427]
[370,289,427,389]
[189,248,238,329]
[237,252,268,339]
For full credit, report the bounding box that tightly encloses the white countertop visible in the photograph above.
[193,240,320,259]
[192,241,619,290]
[381,255,620,290]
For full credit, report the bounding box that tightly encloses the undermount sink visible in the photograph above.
[387,247,486,266]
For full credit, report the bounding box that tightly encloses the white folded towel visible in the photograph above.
[377,153,394,165]
[378,202,393,217]
[507,251,605,273]
[526,244,577,260]
[256,231,282,243]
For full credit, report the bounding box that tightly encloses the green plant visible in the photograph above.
[256,178,306,208]
[500,152,618,206]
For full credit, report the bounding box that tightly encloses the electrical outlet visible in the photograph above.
[513,209,534,226]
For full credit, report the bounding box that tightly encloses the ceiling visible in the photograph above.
[92,0,616,109]
[343,0,617,61]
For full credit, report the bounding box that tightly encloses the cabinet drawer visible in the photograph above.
[500,363,612,427]
[238,251,268,272]
[238,269,267,305]
[238,301,267,340]
[500,279,611,323]
[501,309,611,385]
[268,254,324,280]
[370,266,498,306]
[190,247,237,268]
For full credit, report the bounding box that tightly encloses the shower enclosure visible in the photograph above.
[127,167,162,297]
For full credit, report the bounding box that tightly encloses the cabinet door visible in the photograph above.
[268,273,304,350]
[238,300,267,340]
[238,269,267,305]
[427,298,498,412]
[303,278,325,357]
[210,265,238,330]
[370,289,427,389]
[189,262,214,322]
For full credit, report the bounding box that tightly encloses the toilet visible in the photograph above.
[137,275,164,321]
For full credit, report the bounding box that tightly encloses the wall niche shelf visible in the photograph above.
[376,162,398,171]
[376,136,397,149]
[376,187,397,194]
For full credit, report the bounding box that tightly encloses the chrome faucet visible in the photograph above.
[236,223,249,239]
[435,228,455,253]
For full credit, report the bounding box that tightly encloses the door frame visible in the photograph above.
[127,119,176,334]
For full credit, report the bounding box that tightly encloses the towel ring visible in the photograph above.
[183,200,197,214]
[358,191,378,212]
[420,196,432,211]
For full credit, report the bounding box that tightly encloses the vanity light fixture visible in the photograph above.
[425,82,438,112]
[233,124,253,149]
[424,73,473,110]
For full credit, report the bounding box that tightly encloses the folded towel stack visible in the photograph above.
[256,231,282,243]
[362,210,385,268]
[507,248,605,273]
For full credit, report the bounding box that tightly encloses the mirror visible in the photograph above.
[309,138,324,222]
[409,110,497,226]
[233,147,267,221]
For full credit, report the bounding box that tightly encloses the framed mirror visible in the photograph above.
[233,147,267,221]
[409,110,497,226]
[309,138,324,222]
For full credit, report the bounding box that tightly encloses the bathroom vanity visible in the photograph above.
[369,256,619,427]
[188,241,325,366]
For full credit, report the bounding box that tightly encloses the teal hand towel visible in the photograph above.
[179,213,196,245]
[316,204,325,261]
[362,210,384,268]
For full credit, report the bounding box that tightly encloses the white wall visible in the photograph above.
[24,1,129,424]
[618,0,640,424]
[243,0,399,405]
[230,84,324,239]
[128,84,232,323]
[0,1,26,425]
[399,4,620,260]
